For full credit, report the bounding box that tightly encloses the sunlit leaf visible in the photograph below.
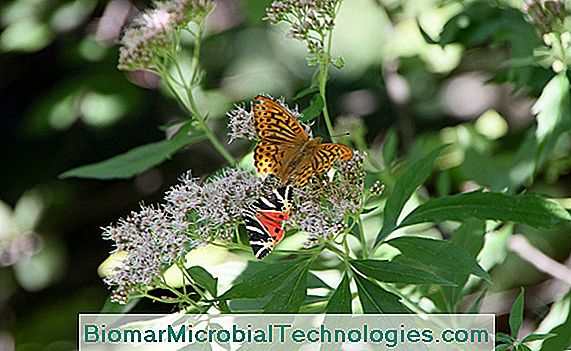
[387,236,491,283]
[351,259,455,285]
[376,145,447,245]
[510,288,525,338]
[353,273,409,313]
[398,192,571,229]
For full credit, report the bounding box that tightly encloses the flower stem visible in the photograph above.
[164,29,236,165]
[357,216,368,258]
[319,61,337,143]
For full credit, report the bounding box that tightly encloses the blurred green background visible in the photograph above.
[1,0,571,349]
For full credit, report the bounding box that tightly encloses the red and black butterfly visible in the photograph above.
[242,186,292,259]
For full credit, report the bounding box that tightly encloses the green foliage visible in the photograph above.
[399,192,571,229]
[325,272,352,314]
[497,288,557,351]
[60,122,206,179]
[377,145,446,244]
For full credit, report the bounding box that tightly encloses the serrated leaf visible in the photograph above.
[522,333,556,343]
[441,219,486,309]
[376,145,447,245]
[60,122,205,179]
[219,258,308,300]
[351,259,455,286]
[398,192,571,230]
[187,266,218,297]
[387,236,491,283]
[325,272,352,314]
[300,94,324,122]
[510,288,525,338]
[353,273,409,313]
[263,264,309,313]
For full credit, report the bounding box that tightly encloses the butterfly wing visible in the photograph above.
[242,186,292,259]
[242,209,275,260]
[250,186,292,212]
[291,143,354,186]
[253,96,308,181]
[253,95,308,144]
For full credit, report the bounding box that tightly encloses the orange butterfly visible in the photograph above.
[253,95,353,186]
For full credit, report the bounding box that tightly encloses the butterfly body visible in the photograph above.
[243,186,292,259]
[253,95,353,186]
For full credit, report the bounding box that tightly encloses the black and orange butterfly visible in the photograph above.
[253,95,353,186]
[242,186,292,259]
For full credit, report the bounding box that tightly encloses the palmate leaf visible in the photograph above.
[263,264,308,313]
[59,121,206,179]
[398,191,571,230]
[353,273,409,313]
[375,145,447,245]
[350,259,455,286]
[325,271,352,314]
[386,236,491,283]
[219,258,312,313]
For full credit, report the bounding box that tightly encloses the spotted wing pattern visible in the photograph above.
[252,95,353,186]
[253,95,308,144]
[243,186,292,259]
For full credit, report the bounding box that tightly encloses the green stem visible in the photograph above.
[164,31,236,165]
[319,61,336,142]
[357,216,368,258]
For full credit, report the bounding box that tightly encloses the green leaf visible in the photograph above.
[187,266,218,297]
[495,344,511,351]
[522,333,557,343]
[300,94,324,122]
[441,219,486,309]
[387,236,491,283]
[219,258,308,300]
[263,263,309,313]
[539,292,571,351]
[353,273,409,313]
[399,192,571,230]
[496,332,514,343]
[60,122,205,179]
[533,74,571,164]
[351,259,455,285]
[376,145,446,245]
[509,288,525,338]
[325,272,352,314]
[381,127,398,168]
[293,86,319,100]
[518,344,532,351]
